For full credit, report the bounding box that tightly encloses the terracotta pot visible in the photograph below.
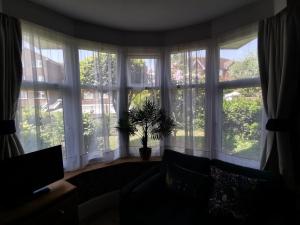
[139,147,152,160]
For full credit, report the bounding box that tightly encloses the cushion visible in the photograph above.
[166,163,213,208]
[210,159,285,217]
[209,166,259,221]
[210,159,275,180]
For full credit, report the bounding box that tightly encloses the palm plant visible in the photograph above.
[117,99,176,153]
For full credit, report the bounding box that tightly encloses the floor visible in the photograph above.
[80,208,120,225]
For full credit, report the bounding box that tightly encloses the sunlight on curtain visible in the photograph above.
[168,49,207,156]
[79,48,119,161]
[17,22,66,158]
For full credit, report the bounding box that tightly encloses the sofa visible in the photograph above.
[120,150,295,225]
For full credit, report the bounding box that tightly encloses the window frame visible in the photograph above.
[215,36,264,169]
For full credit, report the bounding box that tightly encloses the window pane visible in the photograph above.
[79,49,119,159]
[128,89,160,155]
[169,49,206,156]
[221,87,263,160]
[22,32,65,83]
[17,26,67,158]
[79,50,118,87]
[171,50,206,85]
[169,88,206,154]
[81,89,118,156]
[127,58,159,88]
[17,90,65,156]
[219,37,258,81]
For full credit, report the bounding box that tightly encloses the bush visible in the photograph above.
[223,95,261,152]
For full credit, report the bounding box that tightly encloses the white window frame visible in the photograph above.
[214,35,263,169]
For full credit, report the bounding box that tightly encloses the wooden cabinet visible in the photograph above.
[0,181,78,225]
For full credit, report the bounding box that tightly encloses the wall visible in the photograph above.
[2,0,276,46]
[0,0,3,13]
[273,0,287,14]
[2,0,75,36]
[211,0,274,36]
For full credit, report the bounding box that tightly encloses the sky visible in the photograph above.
[220,38,257,61]
[24,38,257,65]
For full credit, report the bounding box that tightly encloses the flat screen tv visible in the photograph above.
[0,145,64,206]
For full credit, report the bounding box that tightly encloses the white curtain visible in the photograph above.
[78,41,120,162]
[16,20,266,171]
[18,22,123,170]
[17,21,85,171]
[18,22,68,155]
[166,46,207,157]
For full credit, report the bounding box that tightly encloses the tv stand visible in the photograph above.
[0,180,78,225]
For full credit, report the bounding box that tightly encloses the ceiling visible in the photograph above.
[29,0,260,31]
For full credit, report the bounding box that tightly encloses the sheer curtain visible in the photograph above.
[17,21,84,171]
[15,20,267,171]
[78,41,120,162]
[166,45,208,157]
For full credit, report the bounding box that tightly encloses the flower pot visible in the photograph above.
[139,147,152,161]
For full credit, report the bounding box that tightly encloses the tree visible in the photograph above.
[80,53,117,87]
[227,53,259,80]
[80,52,118,150]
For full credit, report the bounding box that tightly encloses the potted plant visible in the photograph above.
[117,99,176,160]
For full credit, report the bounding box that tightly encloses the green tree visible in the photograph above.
[227,53,259,80]
[80,53,117,86]
[223,52,261,156]
[80,52,118,150]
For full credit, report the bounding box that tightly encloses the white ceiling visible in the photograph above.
[29,0,260,31]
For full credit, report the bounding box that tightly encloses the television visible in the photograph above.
[0,145,64,206]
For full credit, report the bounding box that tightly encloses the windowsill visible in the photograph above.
[64,156,161,180]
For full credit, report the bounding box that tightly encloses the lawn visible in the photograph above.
[108,129,260,161]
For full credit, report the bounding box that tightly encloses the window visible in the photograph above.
[79,48,119,160]
[217,35,263,166]
[16,21,263,171]
[127,56,160,156]
[169,49,207,156]
[17,24,66,156]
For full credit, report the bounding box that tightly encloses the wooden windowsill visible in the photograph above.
[64,156,161,180]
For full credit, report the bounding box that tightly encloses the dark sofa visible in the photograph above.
[120,150,294,225]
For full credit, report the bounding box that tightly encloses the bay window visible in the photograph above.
[17,21,264,170]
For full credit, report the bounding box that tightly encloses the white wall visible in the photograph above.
[211,0,274,36]
[273,0,287,14]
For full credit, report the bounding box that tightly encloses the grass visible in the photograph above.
[108,129,260,161]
